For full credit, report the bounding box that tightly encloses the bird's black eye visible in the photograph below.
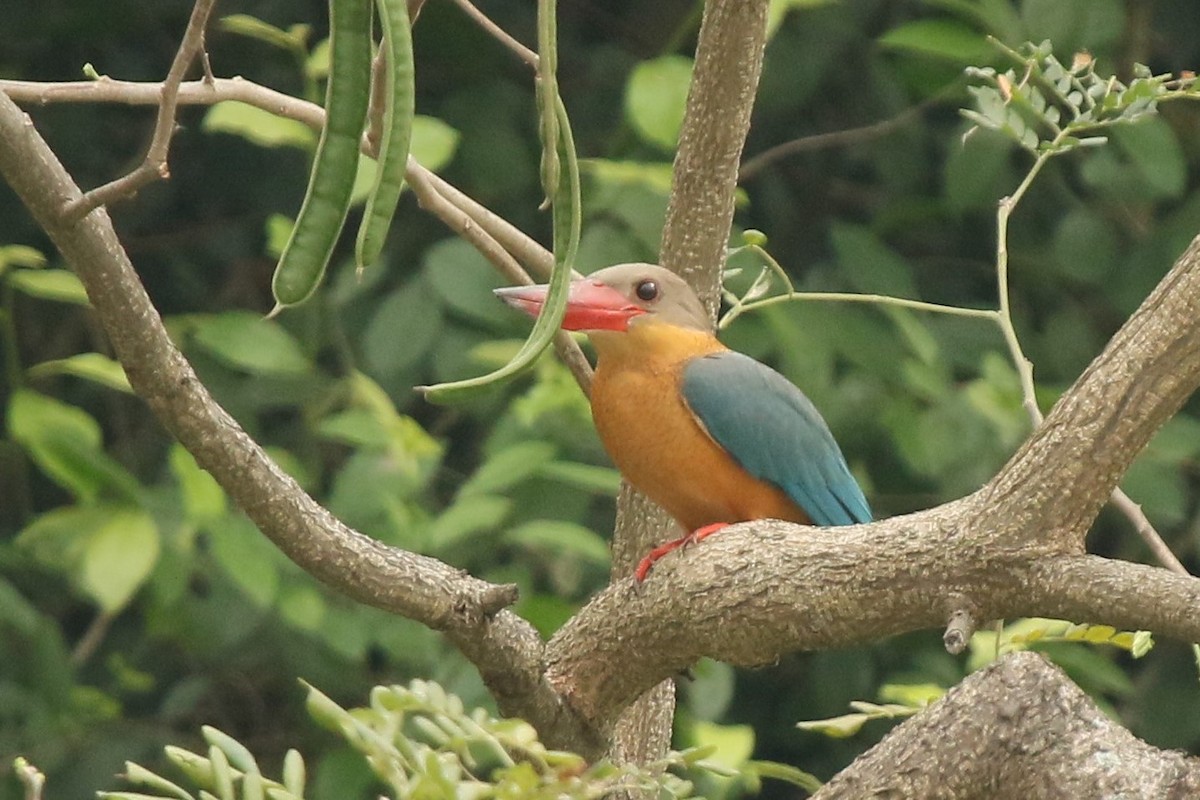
[635,279,659,302]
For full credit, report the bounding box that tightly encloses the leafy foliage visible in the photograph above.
[3,1,1200,799]
[91,680,767,800]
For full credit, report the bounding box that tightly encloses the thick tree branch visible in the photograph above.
[985,234,1200,546]
[815,651,1200,799]
[607,0,772,768]
[660,0,769,311]
[545,517,1200,738]
[541,238,1200,737]
[0,89,600,756]
[7,23,1200,775]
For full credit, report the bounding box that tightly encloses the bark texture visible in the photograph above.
[815,651,1200,799]
[609,0,772,769]
[4,0,1200,788]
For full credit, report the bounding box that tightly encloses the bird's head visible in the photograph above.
[494,263,710,333]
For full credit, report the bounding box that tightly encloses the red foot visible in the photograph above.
[633,522,729,583]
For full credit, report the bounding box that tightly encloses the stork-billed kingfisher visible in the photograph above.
[495,263,871,581]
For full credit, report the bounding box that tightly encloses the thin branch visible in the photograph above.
[739,88,953,181]
[731,124,1188,579]
[71,609,115,667]
[62,0,218,220]
[0,75,592,393]
[992,133,1186,575]
[364,47,390,156]
[1109,487,1189,574]
[719,290,999,330]
[447,0,539,68]
[0,88,599,756]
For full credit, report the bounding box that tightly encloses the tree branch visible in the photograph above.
[6,21,1200,774]
[541,236,1200,736]
[607,0,772,768]
[0,76,594,393]
[63,0,217,220]
[660,0,769,310]
[814,651,1200,799]
[0,88,599,757]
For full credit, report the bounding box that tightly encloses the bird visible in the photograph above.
[495,263,871,581]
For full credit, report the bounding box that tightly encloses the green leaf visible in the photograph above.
[796,712,872,738]
[264,213,294,260]
[363,277,444,376]
[505,520,610,566]
[0,244,46,274]
[766,0,835,38]
[0,577,45,634]
[878,18,992,63]
[426,494,512,552]
[1020,0,1124,55]
[81,507,159,612]
[578,159,675,197]
[745,759,823,792]
[29,353,133,393]
[878,682,944,708]
[460,441,557,497]
[536,461,621,494]
[169,443,226,524]
[191,311,313,376]
[17,505,108,566]
[830,223,919,298]
[422,237,513,328]
[411,115,461,172]
[202,101,317,150]
[625,55,693,150]
[278,583,327,632]
[8,389,140,501]
[203,726,259,774]
[19,505,158,612]
[690,721,754,771]
[1052,207,1118,282]
[685,659,736,721]
[118,761,195,800]
[1113,117,1186,200]
[206,516,281,609]
[8,268,89,305]
[219,14,309,51]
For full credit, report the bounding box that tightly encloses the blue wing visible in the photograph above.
[681,351,871,526]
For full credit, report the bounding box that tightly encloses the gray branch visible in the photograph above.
[815,651,1200,798]
[0,89,598,757]
[5,30,1200,786]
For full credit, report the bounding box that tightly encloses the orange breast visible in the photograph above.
[589,323,808,532]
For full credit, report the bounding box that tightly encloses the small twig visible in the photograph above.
[990,134,1186,576]
[943,606,976,655]
[719,289,998,331]
[71,609,115,666]
[62,0,219,221]
[1109,487,1190,575]
[447,0,539,68]
[738,88,954,181]
[477,583,522,617]
[0,75,584,391]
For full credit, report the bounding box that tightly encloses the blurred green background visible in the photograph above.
[2,0,1200,797]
